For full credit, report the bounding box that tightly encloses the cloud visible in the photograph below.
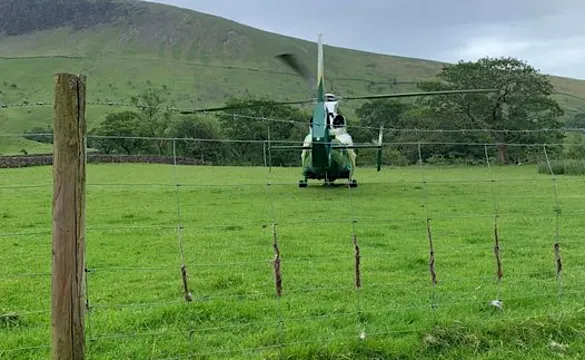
[150,0,585,79]
[437,9,585,78]
[442,37,585,79]
[456,38,537,59]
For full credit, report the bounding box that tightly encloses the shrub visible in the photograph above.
[537,159,585,175]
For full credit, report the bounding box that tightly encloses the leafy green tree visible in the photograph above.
[354,100,489,164]
[89,111,145,154]
[564,132,585,159]
[215,98,308,166]
[171,115,227,164]
[565,112,585,128]
[130,88,176,155]
[416,57,564,164]
[356,99,412,140]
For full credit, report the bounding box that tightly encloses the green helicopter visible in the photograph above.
[178,34,496,188]
[271,34,496,188]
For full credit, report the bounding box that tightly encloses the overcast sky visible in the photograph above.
[152,0,585,80]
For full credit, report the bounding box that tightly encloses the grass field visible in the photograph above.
[2,161,585,359]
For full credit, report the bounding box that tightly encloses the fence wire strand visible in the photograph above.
[3,99,585,135]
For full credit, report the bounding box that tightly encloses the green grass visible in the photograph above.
[2,163,585,359]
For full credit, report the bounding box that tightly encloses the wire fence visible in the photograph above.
[2,108,585,178]
[2,121,585,359]
[2,98,585,131]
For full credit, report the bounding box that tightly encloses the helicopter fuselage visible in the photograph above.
[300,95,357,184]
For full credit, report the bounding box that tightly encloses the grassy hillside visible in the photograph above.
[0,0,585,147]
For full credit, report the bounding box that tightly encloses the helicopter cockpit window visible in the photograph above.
[332,114,345,128]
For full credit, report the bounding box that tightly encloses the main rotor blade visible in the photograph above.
[340,88,498,100]
[275,53,315,87]
[178,99,313,114]
[178,88,498,114]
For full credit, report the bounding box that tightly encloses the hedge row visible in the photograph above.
[0,154,206,168]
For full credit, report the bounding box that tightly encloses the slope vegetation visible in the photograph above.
[0,0,584,145]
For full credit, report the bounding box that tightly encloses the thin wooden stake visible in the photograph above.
[554,243,563,279]
[485,145,503,301]
[418,143,437,311]
[543,144,564,301]
[427,218,437,288]
[493,221,503,289]
[353,234,361,289]
[181,264,193,302]
[51,73,87,360]
[272,224,282,297]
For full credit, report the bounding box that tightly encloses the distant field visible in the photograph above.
[2,163,585,359]
[0,136,52,155]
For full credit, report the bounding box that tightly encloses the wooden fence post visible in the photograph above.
[51,73,87,360]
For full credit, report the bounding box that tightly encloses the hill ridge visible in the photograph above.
[0,0,584,146]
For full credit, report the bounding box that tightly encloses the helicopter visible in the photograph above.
[178,34,496,188]
[269,34,497,188]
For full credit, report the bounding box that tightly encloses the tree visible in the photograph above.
[89,111,145,154]
[171,115,227,164]
[215,98,308,166]
[356,99,412,141]
[130,88,176,155]
[88,88,177,156]
[564,132,585,160]
[416,57,564,164]
[354,99,416,164]
[565,112,585,128]
[355,99,489,164]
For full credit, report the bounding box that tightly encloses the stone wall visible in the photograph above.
[0,153,205,168]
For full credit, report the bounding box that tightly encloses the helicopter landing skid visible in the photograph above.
[298,178,357,188]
